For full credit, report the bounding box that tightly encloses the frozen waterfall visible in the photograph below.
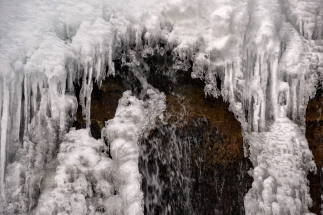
[1,0,323,214]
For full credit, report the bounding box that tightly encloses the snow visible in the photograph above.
[0,0,323,214]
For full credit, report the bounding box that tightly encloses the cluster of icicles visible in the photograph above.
[1,0,323,214]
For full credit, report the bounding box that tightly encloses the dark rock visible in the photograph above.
[74,77,124,139]
[139,82,252,215]
[306,89,323,214]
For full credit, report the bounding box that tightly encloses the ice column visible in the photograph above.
[34,89,165,215]
[102,89,165,215]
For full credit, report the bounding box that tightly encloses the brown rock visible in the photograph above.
[306,89,323,214]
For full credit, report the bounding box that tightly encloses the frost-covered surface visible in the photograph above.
[4,93,77,214]
[30,90,164,215]
[0,0,163,213]
[162,0,323,129]
[245,117,316,214]
[34,129,108,215]
[1,0,323,214]
[100,90,165,215]
[160,1,323,214]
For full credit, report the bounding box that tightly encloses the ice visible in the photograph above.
[0,0,163,213]
[1,0,323,214]
[3,92,78,214]
[161,0,322,213]
[101,90,165,215]
[33,90,164,215]
[34,128,108,215]
[244,117,316,214]
[159,1,322,212]
[159,0,322,129]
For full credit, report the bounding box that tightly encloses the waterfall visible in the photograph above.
[1,0,323,214]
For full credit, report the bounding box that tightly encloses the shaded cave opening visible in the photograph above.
[71,44,323,214]
[73,48,253,214]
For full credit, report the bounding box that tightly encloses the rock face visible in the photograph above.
[140,84,253,215]
[73,78,124,139]
[114,49,253,214]
[79,75,253,215]
[306,89,323,214]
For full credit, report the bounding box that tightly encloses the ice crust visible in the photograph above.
[1,0,323,214]
[30,90,164,215]
[0,0,163,213]
[162,0,323,214]
[245,117,316,215]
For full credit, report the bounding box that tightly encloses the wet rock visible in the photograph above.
[306,89,323,214]
[140,83,252,215]
[74,77,124,139]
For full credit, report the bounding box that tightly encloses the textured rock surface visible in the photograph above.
[74,78,124,139]
[140,83,253,215]
[306,89,323,214]
[112,49,253,214]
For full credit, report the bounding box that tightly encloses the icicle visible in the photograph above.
[290,78,298,121]
[11,74,23,143]
[271,56,279,120]
[24,75,30,136]
[86,65,93,128]
[0,81,10,202]
[33,90,165,215]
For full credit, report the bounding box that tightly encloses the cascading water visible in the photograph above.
[114,50,253,214]
[139,113,252,214]
[140,121,195,215]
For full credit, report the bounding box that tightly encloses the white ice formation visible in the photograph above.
[161,1,322,214]
[0,0,163,213]
[14,90,164,215]
[1,0,323,214]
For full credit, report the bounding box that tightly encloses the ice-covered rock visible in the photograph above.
[33,90,164,215]
[0,0,162,212]
[245,117,316,214]
[1,0,323,214]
